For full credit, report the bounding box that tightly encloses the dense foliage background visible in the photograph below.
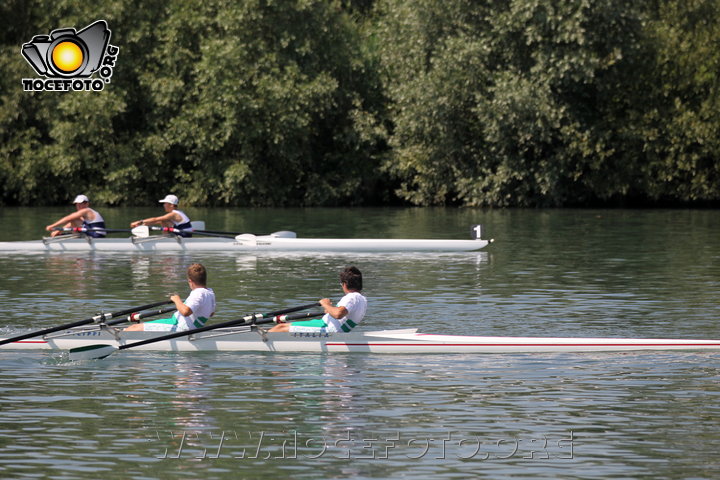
[1,0,718,206]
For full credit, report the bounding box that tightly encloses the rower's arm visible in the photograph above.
[320,298,348,319]
[171,294,192,317]
[46,208,90,230]
[131,212,177,227]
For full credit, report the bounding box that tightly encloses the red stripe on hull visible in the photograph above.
[325,343,720,347]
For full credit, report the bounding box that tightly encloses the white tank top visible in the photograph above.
[172,210,191,228]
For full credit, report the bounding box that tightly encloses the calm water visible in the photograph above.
[0,207,719,479]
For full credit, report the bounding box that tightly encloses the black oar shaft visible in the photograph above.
[0,300,172,346]
[105,306,178,327]
[117,302,321,351]
[182,230,233,239]
[53,227,132,233]
[147,226,198,237]
[270,311,324,323]
[195,229,242,236]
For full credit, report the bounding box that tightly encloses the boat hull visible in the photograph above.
[2,328,720,354]
[0,237,489,253]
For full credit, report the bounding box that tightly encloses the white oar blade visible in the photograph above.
[68,344,117,361]
[190,220,206,230]
[131,225,150,238]
[271,230,296,238]
[234,233,257,245]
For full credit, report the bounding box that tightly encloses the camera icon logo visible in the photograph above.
[22,20,110,77]
[21,20,119,92]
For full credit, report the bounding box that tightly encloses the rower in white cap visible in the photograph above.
[130,194,193,237]
[45,194,107,237]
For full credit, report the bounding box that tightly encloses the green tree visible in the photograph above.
[0,0,159,205]
[637,0,720,203]
[123,0,388,206]
[2,0,719,207]
[0,0,388,206]
[377,0,655,206]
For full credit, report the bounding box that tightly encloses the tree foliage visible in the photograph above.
[0,0,718,206]
[0,0,388,206]
[376,0,718,206]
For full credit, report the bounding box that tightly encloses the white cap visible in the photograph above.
[72,194,89,204]
[158,194,179,205]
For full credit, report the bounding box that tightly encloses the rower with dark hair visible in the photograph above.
[269,266,367,333]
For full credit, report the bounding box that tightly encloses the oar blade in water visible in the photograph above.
[69,344,117,361]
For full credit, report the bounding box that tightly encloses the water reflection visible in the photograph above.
[127,357,219,461]
[130,256,152,288]
[43,255,104,297]
[235,255,258,272]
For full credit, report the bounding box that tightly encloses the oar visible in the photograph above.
[147,226,195,237]
[194,229,245,236]
[32,306,178,333]
[174,229,234,239]
[104,305,177,327]
[52,227,138,235]
[131,225,150,237]
[55,226,149,237]
[190,229,297,241]
[149,227,270,240]
[0,300,173,346]
[194,229,295,238]
[234,233,257,245]
[146,226,267,241]
[270,311,324,323]
[69,302,321,360]
[232,231,296,244]
[139,227,295,242]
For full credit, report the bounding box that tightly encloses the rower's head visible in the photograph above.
[73,194,90,210]
[187,263,207,287]
[159,194,179,212]
[340,266,362,292]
